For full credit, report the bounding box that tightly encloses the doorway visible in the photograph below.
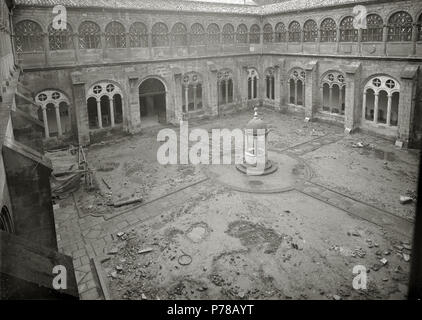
[138,78,166,127]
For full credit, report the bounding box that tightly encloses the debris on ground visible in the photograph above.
[113,196,143,208]
[402,253,410,262]
[399,196,413,205]
[380,258,388,265]
[138,248,154,255]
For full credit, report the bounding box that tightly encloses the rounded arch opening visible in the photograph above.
[138,78,167,126]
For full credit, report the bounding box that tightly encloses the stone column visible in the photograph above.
[397,65,419,147]
[193,85,197,110]
[373,92,379,124]
[412,23,417,56]
[362,91,367,121]
[329,86,333,112]
[304,60,318,120]
[344,62,362,134]
[42,106,49,138]
[71,72,90,145]
[73,33,80,63]
[43,33,50,66]
[128,74,141,133]
[382,24,388,55]
[54,104,62,136]
[386,93,392,126]
[225,80,229,104]
[316,28,321,53]
[148,32,153,59]
[96,98,103,128]
[109,96,115,127]
[294,80,298,105]
[335,26,340,53]
[184,85,189,112]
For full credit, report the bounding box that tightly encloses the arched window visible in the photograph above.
[87,82,124,128]
[265,68,275,100]
[0,206,14,233]
[388,11,413,42]
[321,71,346,114]
[105,21,126,48]
[14,20,44,53]
[247,68,258,100]
[48,23,73,50]
[288,21,301,42]
[263,24,273,43]
[217,69,234,106]
[417,13,422,41]
[182,73,203,112]
[191,23,206,45]
[152,22,169,47]
[362,14,383,42]
[275,22,286,42]
[288,68,306,106]
[249,24,260,44]
[79,21,101,49]
[207,23,220,44]
[222,23,235,44]
[171,22,187,46]
[236,24,248,44]
[340,16,358,42]
[129,22,148,48]
[363,76,400,126]
[303,19,317,42]
[35,90,71,138]
[320,18,337,42]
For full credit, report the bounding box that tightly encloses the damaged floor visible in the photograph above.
[53,109,419,300]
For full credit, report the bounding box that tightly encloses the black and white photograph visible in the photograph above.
[0,0,422,307]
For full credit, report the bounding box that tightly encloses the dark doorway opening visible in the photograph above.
[138,78,166,127]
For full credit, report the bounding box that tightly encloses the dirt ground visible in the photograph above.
[56,108,419,300]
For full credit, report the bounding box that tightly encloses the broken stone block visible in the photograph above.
[403,253,410,262]
[380,258,388,265]
[138,247,153,255]
[400,196,413,204]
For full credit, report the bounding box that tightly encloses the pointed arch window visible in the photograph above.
[247,68,258,100]
[182,73,203,112]
[265,68,275,100]
[78,21,101,49]
[217,69,234,106]
[129,22,148,48]
[321,71,346,115]
[14,20,44,53]
[363,76,400,126]
[288,69,306,106]
[417,14,422,41]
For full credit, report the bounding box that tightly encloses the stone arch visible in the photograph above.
[35,89,71,138]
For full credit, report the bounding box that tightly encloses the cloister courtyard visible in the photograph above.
[52,108,418,300]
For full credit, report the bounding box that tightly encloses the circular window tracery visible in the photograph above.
[88,82,123,99]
